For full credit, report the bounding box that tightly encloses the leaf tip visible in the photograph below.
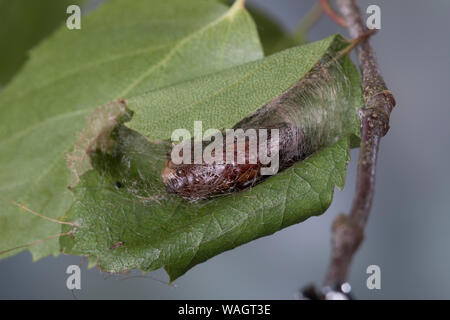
[226,0,247,20]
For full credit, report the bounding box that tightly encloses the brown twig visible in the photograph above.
[323,0,396,286]
[318,0,347,28]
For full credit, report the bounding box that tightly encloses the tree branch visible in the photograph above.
[322,0,396,287]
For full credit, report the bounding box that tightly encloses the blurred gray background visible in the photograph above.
[1,0,450,299]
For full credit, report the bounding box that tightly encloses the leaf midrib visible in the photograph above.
[0,3,247,147]
[115,6,243,98]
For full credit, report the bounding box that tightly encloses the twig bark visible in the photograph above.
[323,0,396,286]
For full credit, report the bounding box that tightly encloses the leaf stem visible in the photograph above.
[318,0,347,28]
[324,29,377,68]
[292,2,324,43]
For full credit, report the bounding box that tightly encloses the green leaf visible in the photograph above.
[61,127,351,281]
[0,0,85,86]
[245,4,299,55]
[221,0,299,55]
[0,0,263,260]
[60,35,362,280]
[126,35,360,141]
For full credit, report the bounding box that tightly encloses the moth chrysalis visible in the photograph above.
[162,52,356,200]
